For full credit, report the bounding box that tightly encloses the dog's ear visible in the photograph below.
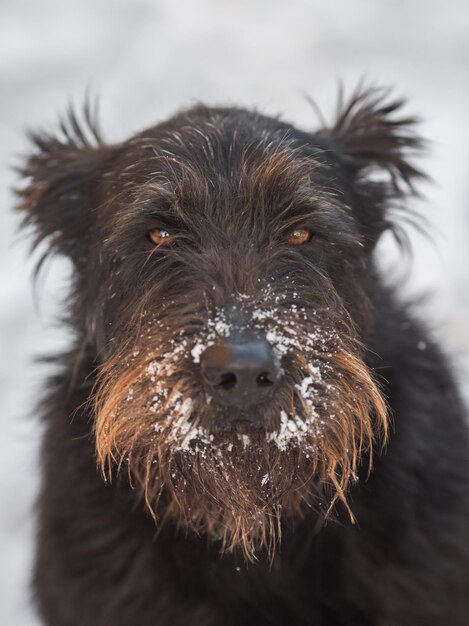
[16,106,107,263]
[320,85,426,246]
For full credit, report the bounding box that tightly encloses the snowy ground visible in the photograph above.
[1,1,468,623]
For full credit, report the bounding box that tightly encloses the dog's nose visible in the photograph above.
[200,341,281,408]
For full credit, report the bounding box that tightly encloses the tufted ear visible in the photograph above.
[329,85,425,186]
[16,105,107,263]
[320,85,427,247]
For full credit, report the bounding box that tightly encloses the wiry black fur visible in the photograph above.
[17,86,469,625]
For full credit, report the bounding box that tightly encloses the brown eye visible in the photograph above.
[287,228,312,245]
[148,228,175,247]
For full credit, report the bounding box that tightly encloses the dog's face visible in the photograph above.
[19,88,422,559]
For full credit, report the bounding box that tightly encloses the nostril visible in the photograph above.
[217,372,237,390]
[256,372,275,387]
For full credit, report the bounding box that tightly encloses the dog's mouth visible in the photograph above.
[166,400,320,455]
[211,411,264,434]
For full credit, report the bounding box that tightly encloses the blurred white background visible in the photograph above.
[1,1,468,623]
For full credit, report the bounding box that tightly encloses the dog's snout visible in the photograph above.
[200,341,280,408]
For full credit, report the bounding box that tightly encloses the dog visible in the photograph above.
[17,86,469,625]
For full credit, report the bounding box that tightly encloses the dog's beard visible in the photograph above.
[94,295,387,561]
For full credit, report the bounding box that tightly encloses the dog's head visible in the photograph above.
[18,87,423,559]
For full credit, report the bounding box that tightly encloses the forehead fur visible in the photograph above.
[102,107,350,242]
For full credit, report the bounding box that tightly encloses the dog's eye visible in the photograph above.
[148,228,175,247]
[287,228,312,245]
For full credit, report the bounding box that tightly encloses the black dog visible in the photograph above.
[18,86,469,625]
